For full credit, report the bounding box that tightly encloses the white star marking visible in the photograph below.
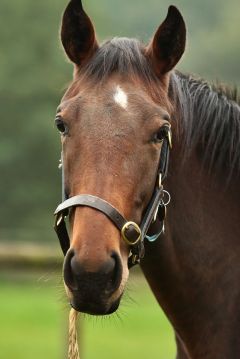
[113,86,128,109]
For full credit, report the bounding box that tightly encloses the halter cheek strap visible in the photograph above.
[54,126,172,268]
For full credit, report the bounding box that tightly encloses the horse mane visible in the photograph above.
[170,72,240,177]
[79,37,240,177]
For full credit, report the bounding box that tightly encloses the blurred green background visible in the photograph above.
[0,0,239,358]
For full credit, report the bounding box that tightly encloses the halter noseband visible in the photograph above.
[54,126,172,267]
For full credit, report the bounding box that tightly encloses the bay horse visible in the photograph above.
[54,0,240,358]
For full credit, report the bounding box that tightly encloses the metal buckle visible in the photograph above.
[121,221,142,246]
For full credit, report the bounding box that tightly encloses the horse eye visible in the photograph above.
[152,125,170,143]
[55,117,68,135]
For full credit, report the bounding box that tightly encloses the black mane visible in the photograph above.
[170,72,240,177]
[82,37,240,177]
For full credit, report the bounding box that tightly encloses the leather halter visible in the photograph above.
[54,126,172,268]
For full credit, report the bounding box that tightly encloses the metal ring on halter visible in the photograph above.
[162,190,171,206]
[121,221,142,246]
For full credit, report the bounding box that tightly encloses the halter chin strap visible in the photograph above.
[54,126,172,268]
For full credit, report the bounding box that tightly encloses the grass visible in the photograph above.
[0,270,176,359]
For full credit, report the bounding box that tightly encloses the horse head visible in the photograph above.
[55,0,186,315]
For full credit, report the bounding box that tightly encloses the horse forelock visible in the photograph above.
[81,37,156,82]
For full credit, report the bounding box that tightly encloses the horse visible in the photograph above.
[54,1,240,358]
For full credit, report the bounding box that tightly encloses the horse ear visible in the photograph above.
[146,6,186,75]
[61,0,98,66]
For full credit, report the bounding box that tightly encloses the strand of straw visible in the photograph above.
[68,308,80,359]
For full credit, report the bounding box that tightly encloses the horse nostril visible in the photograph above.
[63,248,78,291]
[63,249,123,294]
[109,251,122,291]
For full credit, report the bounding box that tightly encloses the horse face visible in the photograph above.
[57,0,186,315]
[57,76,170,314]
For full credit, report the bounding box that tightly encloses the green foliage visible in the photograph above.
[0,0,239,241]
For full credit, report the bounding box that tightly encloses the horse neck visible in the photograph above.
[141,76,240,358]
[142,150,240,358]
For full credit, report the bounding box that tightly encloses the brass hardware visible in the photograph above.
[167,130,172,149]
[121,221,142,246]
[158,173,162,188]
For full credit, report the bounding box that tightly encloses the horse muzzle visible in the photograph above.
[63,247,125,315]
